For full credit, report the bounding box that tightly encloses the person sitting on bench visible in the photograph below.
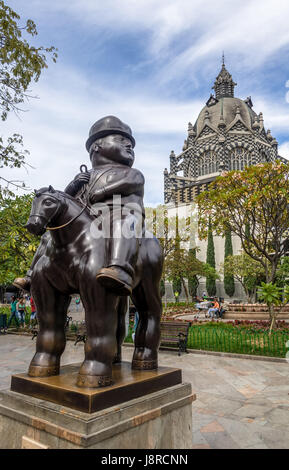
[207,298,220,319]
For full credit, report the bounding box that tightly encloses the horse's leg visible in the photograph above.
[77,282,119,387]
[113,296,128,364]
[131,274,162,370]
[28,282,70,377]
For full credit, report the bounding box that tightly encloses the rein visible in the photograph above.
[46,202,88,231]
[30,191,89,232]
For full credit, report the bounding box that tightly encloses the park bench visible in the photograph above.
[160,321,191,356]
[74,322,87,345]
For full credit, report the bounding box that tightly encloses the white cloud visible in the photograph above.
[21,0,289,81]
[279,142,289,159]
[4,0,289,206]
[253,96,289,133]
[0,63,204,205]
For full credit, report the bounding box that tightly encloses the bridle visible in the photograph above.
[29,192,88,232]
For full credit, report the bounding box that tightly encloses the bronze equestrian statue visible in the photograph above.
[19,116,163,387]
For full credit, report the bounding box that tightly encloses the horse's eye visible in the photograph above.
[44,200,53,206]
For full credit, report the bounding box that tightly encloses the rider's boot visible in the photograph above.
[13,276,31,292]
[96,266,132,296]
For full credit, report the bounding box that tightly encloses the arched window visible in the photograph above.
[230,148,252,171]
[199,151,219,176]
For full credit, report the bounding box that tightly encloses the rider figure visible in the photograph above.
[13,116,144,296]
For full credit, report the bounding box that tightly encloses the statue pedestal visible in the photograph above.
[0,362,195,449]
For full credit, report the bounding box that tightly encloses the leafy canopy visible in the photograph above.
[0,192,39,285]
[197,161,289,283]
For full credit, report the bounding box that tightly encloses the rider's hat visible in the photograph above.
[86,115,135,151]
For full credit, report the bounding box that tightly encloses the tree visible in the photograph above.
[188,249,199,300]
[166,245,219,303]
[206,219,216,296]
[257,282,289,334]
[0,192,39,286]
[222,252,265,302]
[160,278,165,298]
[224,229,235,297]
[197,161,289,285]
[0,1,57,190]
[172,277,182,303]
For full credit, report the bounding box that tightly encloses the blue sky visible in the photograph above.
[2,0,289,205]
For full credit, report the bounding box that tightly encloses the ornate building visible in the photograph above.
[164,60,285,205]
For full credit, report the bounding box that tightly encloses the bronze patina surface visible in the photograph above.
[15,116,163,388]
[11,362,182,413]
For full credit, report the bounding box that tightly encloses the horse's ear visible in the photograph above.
[34,189,37,195]
[48,185,55,193]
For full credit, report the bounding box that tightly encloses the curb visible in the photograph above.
[122,343,287,364]
[185,348,288,363]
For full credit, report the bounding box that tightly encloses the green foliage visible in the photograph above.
[257,282,284,307]
[257,282,289,333]
[276,257,289,288]
[186,325,289,358]
[222,252,265,302]
[206,220,216,296]
[0,1,57,189]
[188,249,200,299]
[188,275,199,299]
[160,278,165,298]
[0,192,39,285]
[197,161,289,284]
[0,1,57,120]
[172,277,182,301]
[224,229,235,297]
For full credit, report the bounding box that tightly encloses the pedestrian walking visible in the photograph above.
[7,296,19,328]
[17,296,27,328]
[29,296,37,328]
[131,310,139,343]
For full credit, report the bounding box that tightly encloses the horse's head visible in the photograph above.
[26,186,65,236]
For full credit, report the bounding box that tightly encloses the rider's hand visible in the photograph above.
[74,172,90,184]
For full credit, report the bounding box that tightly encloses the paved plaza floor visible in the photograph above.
[1,334,289,449]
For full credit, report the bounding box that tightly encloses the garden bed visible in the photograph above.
[185,321,289,358]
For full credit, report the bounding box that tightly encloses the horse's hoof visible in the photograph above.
[76,374,113,388]
[28,364,60,377]
[113,354,122,364]
[131,359,158,370]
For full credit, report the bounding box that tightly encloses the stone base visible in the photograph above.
[10,361,182,413]
[0,382,194,449]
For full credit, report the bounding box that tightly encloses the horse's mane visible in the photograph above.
[35,187,82,204]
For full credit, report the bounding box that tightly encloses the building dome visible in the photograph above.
[164,58,283,206]
[194,97,257,136]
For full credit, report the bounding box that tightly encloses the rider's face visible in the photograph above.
[93,134,135,167]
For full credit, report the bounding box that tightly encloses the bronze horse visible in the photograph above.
[25,186,163,387]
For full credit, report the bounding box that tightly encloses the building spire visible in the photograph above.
[212,57,237,99]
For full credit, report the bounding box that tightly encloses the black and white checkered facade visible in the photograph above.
[164,63,285,205]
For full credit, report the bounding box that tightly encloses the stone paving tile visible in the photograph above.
[232,404,273,419]
[217,416,267,448]
[202,431,240,449]
[200,420,225,433]
[192,430,211,448]
[265,408,289,427]
[259,428,289,449]
[2,335,289,448]
[200,397,244,416]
